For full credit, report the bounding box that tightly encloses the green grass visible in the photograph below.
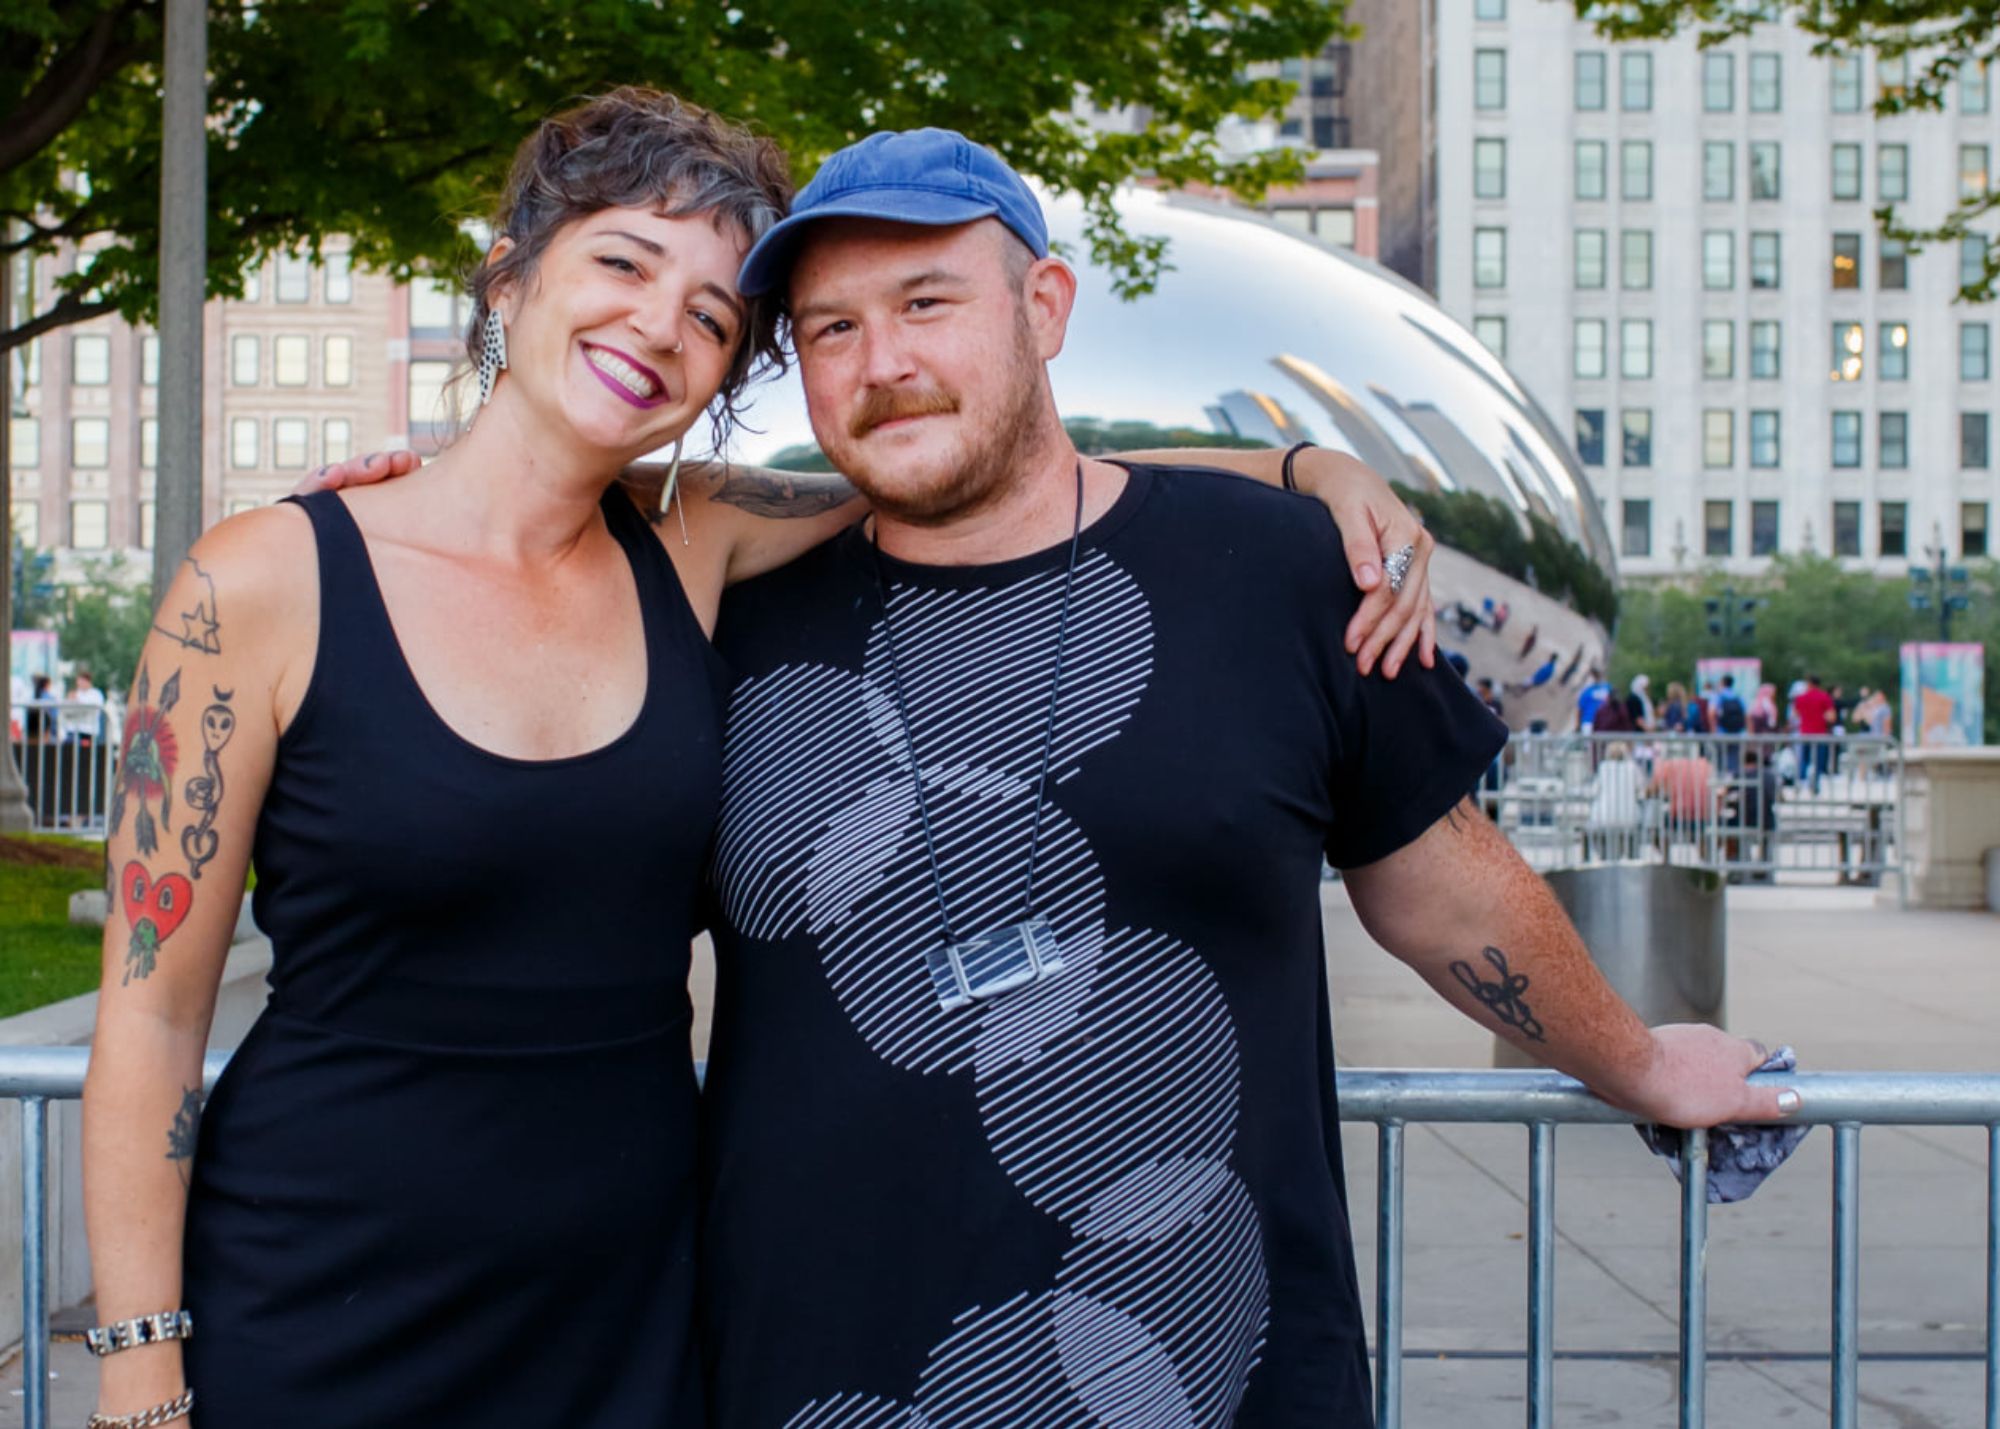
[0,835,110,1019]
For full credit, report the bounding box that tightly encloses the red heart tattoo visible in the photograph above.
[122,861,193,943]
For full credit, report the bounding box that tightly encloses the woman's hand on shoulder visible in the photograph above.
[1286,447,1437,679]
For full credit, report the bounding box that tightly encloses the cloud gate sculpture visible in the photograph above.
[721,186,1617,731]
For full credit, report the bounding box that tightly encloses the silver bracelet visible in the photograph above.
[83,1309,192,1357]
[85,1387,194,1428]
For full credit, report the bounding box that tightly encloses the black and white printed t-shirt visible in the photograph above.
[700,464,1506,1428]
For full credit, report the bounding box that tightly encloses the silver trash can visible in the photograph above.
[1495,864,1726,1067]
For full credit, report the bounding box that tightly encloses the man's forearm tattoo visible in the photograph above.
[152,557,223,655]
[112,664,181,856]
[120,861,193,985]
[709,468,854,518]
[180,687,236,880]
[166,1086,202,1185]
[1449,946,1546,1042]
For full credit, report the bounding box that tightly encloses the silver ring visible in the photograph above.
[1384,543,1417,595]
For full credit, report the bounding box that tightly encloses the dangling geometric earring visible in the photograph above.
[476,308,509,408]
[662,438,689,546]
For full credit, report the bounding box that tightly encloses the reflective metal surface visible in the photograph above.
[725,186,1617,730]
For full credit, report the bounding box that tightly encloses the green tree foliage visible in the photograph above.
[46,553,153,694]
[1609,556,2000,742]
[9,535,59,626]
[2,0,1349,353]
[1577,1,2000,299]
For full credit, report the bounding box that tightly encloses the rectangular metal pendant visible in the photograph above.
[926,917,1065,1011]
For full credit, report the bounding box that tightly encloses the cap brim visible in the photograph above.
[738,189,1001,297]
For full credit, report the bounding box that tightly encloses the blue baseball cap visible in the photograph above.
[738,128,1050,298]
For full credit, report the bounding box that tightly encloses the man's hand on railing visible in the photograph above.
[294,449,421,495]
[1601,1023,1801,1130]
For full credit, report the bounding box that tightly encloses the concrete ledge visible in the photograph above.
[1898,746,2000,912]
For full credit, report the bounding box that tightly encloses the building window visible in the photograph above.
[1621,141,1652,201]
[1703,409,1734,468]
[1965,502,1991,557]
[275,251,311,303]
[323,418,353,465]
[273,334,310,387]
[1750,320,1782,378]
[1831,143,1862,201]
[230,417,259,470]
[1575,229,1606,288]
[231,334,259,386]
[324,335,353,388]
[408,359,462,433]
[1750,142,1781,200]
[1622,52,1653,111]
[1473,315,1507,356]
[273,417,309,469]
[1750,232,1781,289]
[1751,501,1780,556]
[1880,239,1908,290]
[1474,138,1506,199]
[1575,52,1606,111]
[1750,410,1781,467]
[1703,319,1735,378]
[408,278,464,335]
[71,417,109,467]
[1880,322,1909,380]
[240,264,262,303]
[1832,321,1865,382]
[1317,207,1356,246]
[1833,501,1862,557]
[1705,500,1734,557]
[1311,114,1348,149]
[1575,408,1605,465]
[12,337,39,391]
[1476,0,1507,17]
[1831,410,1862,467]
[1964,145,1993,200]
[1621,229,1652,289]
[1622,499,1652,557]
[71,334,110,386]
[11,416,39,468]
[1881,501,1908,557]
[1962,235,1989,292]
[1621,319,1653,379]
[1880,54,1908,101]
[1879,411,1909,467]
[1475,49,1506,109]
[70,501,108,550]
[11,502,38,548]
[1750,52,1782,110]
[1962,322,1991,379]
[1831,233,1862,289]
[1474,228,1506,288]
[140,417,157,470]
[1703,52,1734,111]
[1622,408,1653,466]
[1879,143,1909,201]
[1574,319,1607,378]
[1576,141,1607,200]
[1963,411,1990,467]
[325,251,353,304]
[1830,53,1863,112]
[1703,231,1734,289]
[140,335,158,387]
[1703,141,1735,201]
[1966,61,1992,115]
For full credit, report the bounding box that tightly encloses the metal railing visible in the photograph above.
[2,1051,1993,1429]
[6,701,122,838]
[1484,733,1903,887]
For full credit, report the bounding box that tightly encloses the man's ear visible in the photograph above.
[1022,255,1078,362]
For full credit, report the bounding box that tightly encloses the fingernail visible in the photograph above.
[1777,1089,1800,1115]
[1360,564,1380,585]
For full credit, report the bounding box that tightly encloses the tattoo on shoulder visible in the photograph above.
[120,860,193,984]
[708,467,853,519]
[166,1086,202,1184]
[1449,946,1546,1042]
[180,687,237,880]
[153,557,223,655]
[111,663,181,856]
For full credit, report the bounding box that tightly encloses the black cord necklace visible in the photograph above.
[869,461,1085,1009]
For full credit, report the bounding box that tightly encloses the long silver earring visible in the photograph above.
[476,308,509,407]
[663,438,689,546]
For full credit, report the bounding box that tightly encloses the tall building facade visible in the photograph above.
[7,244,471,566]
[1435,0,1996,577]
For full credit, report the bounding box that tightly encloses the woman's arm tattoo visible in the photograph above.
[180,687,236,880]
[707,467,856,518]
[152,557,223,655]
[1449,945,1546,1042]
[165,1086,202,1185]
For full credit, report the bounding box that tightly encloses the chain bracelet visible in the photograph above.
[84,1387,194,1429]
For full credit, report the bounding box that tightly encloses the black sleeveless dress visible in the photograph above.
[182,488,725,1426]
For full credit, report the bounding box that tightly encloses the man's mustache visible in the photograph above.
[851,387,959,438]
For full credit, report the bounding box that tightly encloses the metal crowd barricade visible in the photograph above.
[1486,732,1902,887]
[3,1052,1994,1429]
[5,700,121,838]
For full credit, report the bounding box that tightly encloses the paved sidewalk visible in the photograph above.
[8,885,1993,1425]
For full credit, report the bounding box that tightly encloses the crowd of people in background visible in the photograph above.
[7,667,107,746]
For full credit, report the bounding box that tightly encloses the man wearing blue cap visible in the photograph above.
[697,129,1793,1427]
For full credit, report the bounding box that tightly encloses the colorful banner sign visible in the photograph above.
[1899,643,1986,747]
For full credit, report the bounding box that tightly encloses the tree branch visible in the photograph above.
[0,206,105,257]
[0,291,121,357]
[0,4,148,176]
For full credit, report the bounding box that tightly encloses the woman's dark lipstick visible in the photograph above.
[580,342,670,409]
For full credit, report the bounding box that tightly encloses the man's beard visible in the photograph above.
[835,321,1049,527]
